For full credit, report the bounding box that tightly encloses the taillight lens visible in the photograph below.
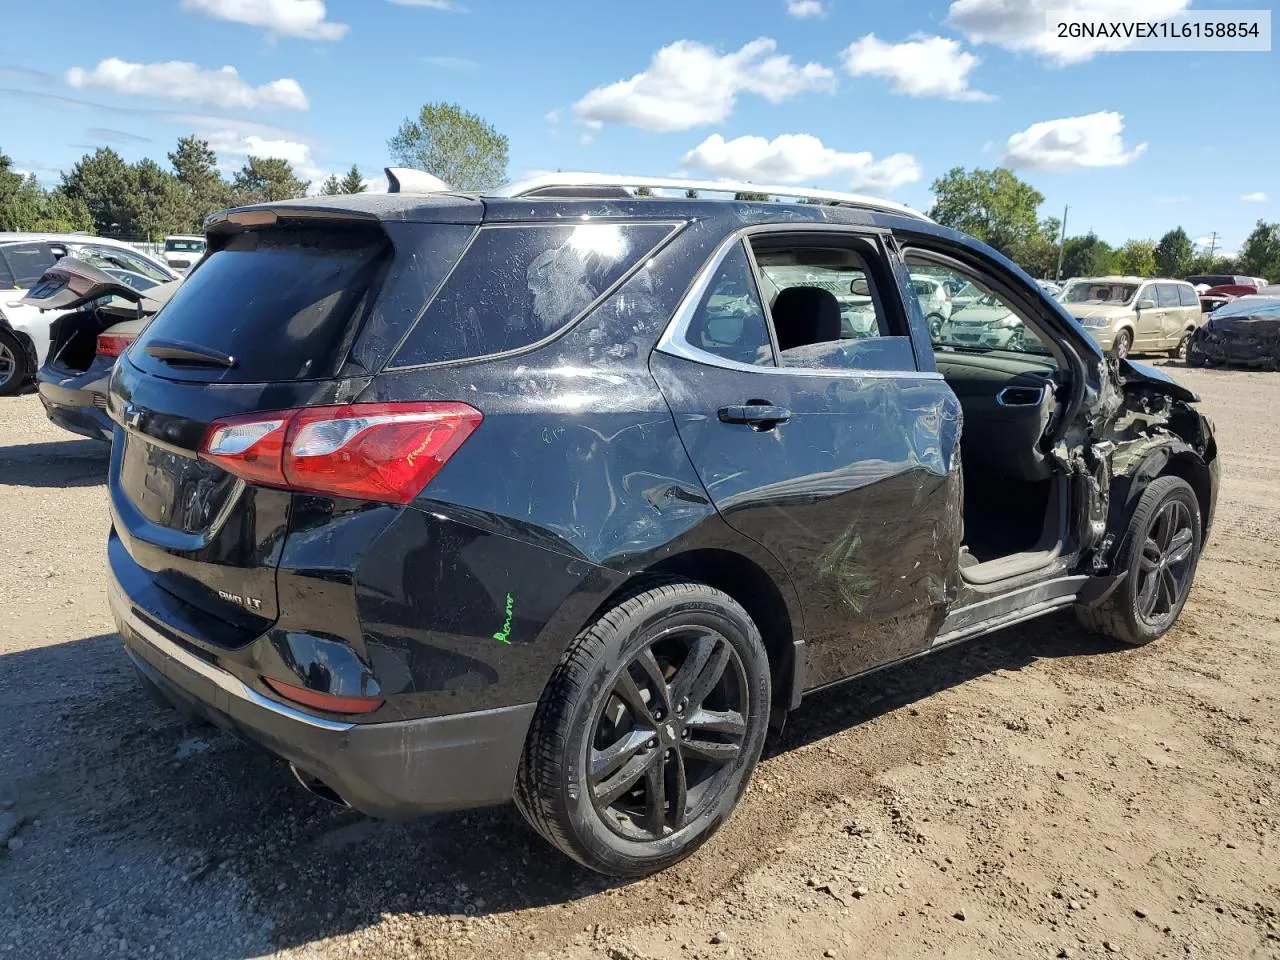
[200,402,482,504]
[96,333,136,358]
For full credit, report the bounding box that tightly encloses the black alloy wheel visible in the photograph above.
[1133,497,1196,632]
[516,581,770,876]
[588,627,748,842]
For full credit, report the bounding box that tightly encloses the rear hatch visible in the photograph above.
[107,204,478,644]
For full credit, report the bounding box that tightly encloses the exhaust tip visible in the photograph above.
[290,765,349,808]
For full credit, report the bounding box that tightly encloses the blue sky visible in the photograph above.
[0,0,1275,254]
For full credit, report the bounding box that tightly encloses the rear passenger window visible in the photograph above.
[685,243,774,367]
[1177,284,1198,307]
[394,223,674,367]
[1156,283,1181,308]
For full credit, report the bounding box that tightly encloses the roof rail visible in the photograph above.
[493,172,930,222]
[385,167,452,194]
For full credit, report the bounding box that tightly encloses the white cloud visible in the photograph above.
[1002,111,1146,171]
[207,130,324,181]
[66,58,309,110]
[573,38,836,133]
[182,0,348,40]
[842,34,992,101]
[680,133,922,194]
[545,108,562,124]
[1242,192,1268,202]
[787,0,824,17]
[946,0,1192,64]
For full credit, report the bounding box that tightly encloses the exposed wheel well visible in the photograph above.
[588,550,798,709]
[1161,452,1214,536]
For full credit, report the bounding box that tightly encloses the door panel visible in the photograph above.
[1134,287,1163,348]
[650,351,963,687]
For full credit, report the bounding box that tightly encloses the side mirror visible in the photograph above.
[849,278,871,297]
[1136,298,1156,311]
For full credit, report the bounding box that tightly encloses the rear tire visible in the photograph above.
[0,328,31,397]
[1076,476,1201,646]
[515,580,771,877]
[1168,332,1192,360]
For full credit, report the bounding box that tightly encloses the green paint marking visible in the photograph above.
[493,593,515,644]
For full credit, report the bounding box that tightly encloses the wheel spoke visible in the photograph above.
[590,728,653,785]
[669,633,716,706]
[1166,528,1194,566]
[682,639,731,711]
[1140,538,1162,572]
[1137,570,1160,619]
[633,647,672,717]
[681,736,741,765]
[592,749,656,808]
[1156,503,1178,550]
[1160,568,1180,612]
[685,707,746,737]
[668,749,689,830]
[612,669,652,720]
[642,748,668,835]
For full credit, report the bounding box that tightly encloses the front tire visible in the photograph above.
[1076,476,1201,646]
[515,581,771,876]
[1110,328,1133,360]
[0,329,31,397]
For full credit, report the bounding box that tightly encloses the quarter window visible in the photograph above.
[685,243,774,367]
[1177,284,1198,307]
[394,223,674,367]
[0,243,57,288]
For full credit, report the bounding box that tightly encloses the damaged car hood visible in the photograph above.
[1118,358,1199,403]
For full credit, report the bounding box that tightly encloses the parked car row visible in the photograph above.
[0,233,179,395]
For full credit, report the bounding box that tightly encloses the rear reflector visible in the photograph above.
[96,333,136,358]
[262,677,385,715]
[200,401,482,504]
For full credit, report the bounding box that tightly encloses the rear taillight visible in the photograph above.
[96,333,136,358]
[200,402,482,504]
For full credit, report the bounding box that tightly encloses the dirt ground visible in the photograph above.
[1,363,1277,960]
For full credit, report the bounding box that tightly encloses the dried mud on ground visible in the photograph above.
[1,363,1277,960]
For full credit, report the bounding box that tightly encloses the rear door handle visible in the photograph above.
[718,403,792,426]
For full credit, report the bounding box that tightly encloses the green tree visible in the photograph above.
[1009,216,1062,278]
[1155,227,1194,279]
[339,164,365,194]
[1237,220,1280,281]
[126,159,188,241]
[0,152,93,233]
[232,156,309,204]
[684,188,699,199]
[1059,232,1118,278]
[1115,239,1158,277]
[59,147,138,235]
[387,102,509,190]
[928,166,1044,257]
[734,191,770,201]
[169,136,231,229]
[634,186,653,197]
[320,173,344,196]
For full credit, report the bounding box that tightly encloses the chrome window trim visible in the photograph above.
[654,227,943,381]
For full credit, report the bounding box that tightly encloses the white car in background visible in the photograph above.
[0,233,178,395]
[908,274,952,338]
[161,235,206,274]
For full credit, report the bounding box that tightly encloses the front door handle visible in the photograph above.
[718,403,792,426]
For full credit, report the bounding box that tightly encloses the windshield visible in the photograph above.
[1062,282,1139,305]
[165,238,205,253]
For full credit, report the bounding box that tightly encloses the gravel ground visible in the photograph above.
[1,362,1277,960]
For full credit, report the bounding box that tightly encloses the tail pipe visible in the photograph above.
[289,765,350,808]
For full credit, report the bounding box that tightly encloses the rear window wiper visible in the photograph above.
[144,339,237,368]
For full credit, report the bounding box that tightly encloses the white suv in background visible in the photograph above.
[908,274,952,338]
[0,233,178,395]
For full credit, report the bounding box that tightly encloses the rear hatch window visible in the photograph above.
[129,224,390,383]
[391,222,677,367]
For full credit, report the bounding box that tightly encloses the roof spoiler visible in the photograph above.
[385,167,452,194]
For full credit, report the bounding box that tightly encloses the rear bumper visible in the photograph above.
[109,572,536,818]
[37,366,112,442]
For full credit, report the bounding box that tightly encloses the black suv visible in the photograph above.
[107,174,1218,877]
